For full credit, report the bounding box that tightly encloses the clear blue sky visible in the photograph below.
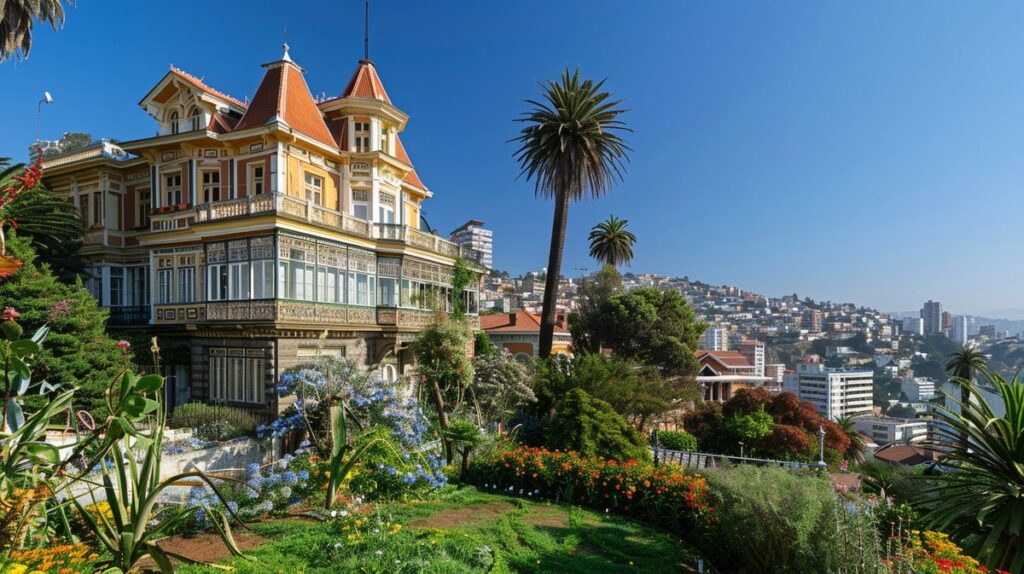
[2,1,1023,316]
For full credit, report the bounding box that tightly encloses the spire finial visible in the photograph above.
[282,41,291,61]
[364,0,370,61]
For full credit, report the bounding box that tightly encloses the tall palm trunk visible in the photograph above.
[539,190,570,358]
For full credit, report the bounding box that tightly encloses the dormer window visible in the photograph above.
[189,108,202,131]
[169,111,179,135]
[354,121,370,152]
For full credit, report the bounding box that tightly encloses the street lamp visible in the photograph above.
[36,91,54,151]
[816,425,828,470]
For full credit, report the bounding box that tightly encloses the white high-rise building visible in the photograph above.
[450,219,493,269]
[701,327,730,351]
[902,317,924,336]
[952,315,969,345]
[901,377,936,402]
[921,300,943,335]
[792,362,874,420]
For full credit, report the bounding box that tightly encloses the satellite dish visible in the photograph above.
[43,91,53,103]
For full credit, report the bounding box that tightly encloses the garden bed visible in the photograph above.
[176,486,702,573]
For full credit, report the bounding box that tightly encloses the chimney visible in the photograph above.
[508,312,517,326]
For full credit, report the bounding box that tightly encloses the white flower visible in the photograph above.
[340,510,349,517]
[330,510,338,518]
[334,542,342,549]
[376,550,384,556]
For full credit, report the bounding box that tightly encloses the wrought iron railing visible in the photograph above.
[107,305,150,327]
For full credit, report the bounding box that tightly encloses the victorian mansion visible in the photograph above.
[40,45,483,412]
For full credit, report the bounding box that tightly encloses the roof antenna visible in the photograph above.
[363,0,370,61]
[282,21,291,61]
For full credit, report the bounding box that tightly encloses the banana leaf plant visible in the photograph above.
[70,371,251,573]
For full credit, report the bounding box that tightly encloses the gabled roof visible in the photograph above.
[234,48,335,148]
[167,66,248,109]
[481,310,567,334]
[208,111,240,134]
[696,350,754,370]
[340,59,392,103]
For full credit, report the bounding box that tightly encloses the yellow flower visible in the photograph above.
[6,565,28,574]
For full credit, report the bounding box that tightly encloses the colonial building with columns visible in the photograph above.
[41,46,483,414]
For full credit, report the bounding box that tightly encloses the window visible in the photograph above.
[279,260,315,301]
[92,192,102,226]
[378,277,398,307]
[354,121,370,152]
[131,267,149,306]
[317,266,340,303]
[253,260,274,299]
[209,348,267,404]
[208,264,228,301]
[349,272,375,306]
[229,262,250,300]
[378,193,395,224]
[189,108,202,131]
[178,267,195,303]
[138,190,151,228]
[157,269,173,304]
[380,126,389,153]
[304,173,323,205]
[109,268,124,306]
[79,194,90,225]
[164,173,182,206]
[201,170,220,203]
[248,164,265,195]
[352,189,369,219]
[169,110,179,135]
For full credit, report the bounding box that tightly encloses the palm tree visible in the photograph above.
[512,68,630,357]
[835,415,866,463]
[588,215,636,268]
[0,0,71,61]
[0,158,83,265]
[945,345,989,447]
[920,371,1024,571]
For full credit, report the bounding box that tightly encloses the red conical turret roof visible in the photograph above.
[340,59,392,104]
[235,45,335,148]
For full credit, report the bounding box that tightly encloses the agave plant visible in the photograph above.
[70,371,250,573]
[919,371,1024,572]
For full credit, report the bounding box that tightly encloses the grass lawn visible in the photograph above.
[176,486,699,573]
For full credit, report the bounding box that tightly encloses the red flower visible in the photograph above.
[116,340,131,350]
[2,307,20,321]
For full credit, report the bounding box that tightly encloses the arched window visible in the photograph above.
[189,108,202,131]
[168,111,179,135]
[382,364,397,383]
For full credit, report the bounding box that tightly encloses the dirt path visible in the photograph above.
[409,502,514,528]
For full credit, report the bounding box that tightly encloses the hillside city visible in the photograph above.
[3,3,1022,573]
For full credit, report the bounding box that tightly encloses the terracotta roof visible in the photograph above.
[394,136,427,191]
[234,56,335,148]
[696,350,752,368]
[168,66,247,109]
[340,59,392,103]
[208,111,239,134]
[873,444,938,467]
[480,310,567,334]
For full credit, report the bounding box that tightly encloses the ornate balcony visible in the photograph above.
[149,193,484,264]
[107,305,150,327]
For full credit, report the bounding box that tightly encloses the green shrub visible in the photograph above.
[657,429,697,451]
[704,465,841,573]
[546,389,650,462]
[169,402,262,441]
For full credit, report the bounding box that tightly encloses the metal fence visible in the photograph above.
[652,447,819,470]
[166,402,274,442]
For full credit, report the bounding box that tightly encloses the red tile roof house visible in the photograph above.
[695,350,773,402]
[480,310,573,359]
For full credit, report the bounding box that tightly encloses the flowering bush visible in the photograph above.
[2,542,101,573]
[900,530,1008,574]
[465,445,711,538]
[185,454,312,530]
[257,358,448,501]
